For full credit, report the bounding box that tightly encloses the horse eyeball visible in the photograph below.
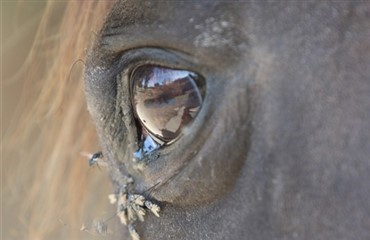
[131,65,205,143]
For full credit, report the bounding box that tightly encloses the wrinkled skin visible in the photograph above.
[84,1,370,239]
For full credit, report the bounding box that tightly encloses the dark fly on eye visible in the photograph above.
[89,151,104,167]
[81,151,107,169]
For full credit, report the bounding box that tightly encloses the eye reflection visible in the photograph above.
[131,65,205,144]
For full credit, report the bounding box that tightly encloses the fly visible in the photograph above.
[81,151,107,169]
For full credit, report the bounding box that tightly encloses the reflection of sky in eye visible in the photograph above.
[146,68,191,87]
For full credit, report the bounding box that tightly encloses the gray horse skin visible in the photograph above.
[84,1,370,239]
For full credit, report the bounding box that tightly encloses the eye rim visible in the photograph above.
[86,46,244,205]
[105,47,213,164]
[129,64,207,147]
[85,46,217,168]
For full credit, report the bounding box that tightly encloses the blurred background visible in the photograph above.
[2,1,116,239]
[3,1,48,130]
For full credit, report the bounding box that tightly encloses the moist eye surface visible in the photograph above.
[131,65,205,145]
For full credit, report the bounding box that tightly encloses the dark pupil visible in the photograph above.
[131,65,204,143]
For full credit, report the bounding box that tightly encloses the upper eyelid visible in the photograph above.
[94,1,247,73]
[118,47,200,72]
[84,47,206,129]
[85,47,199,92]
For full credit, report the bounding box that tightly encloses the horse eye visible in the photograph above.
[131,65,205,146]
